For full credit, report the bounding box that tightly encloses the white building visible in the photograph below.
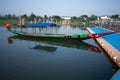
[101,16,110,20]
[61,16,71,20]
[61,16,71,25]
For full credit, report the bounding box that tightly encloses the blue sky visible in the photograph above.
[0,0,120,16]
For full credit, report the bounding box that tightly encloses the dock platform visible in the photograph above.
[87,27,120,68]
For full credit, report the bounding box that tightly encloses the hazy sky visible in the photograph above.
[0,0,120,16]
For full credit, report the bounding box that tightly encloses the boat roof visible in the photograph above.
[27,23,57,27]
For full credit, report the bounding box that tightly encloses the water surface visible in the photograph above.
[0,26,115,80]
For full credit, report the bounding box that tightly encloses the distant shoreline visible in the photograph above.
[0,20,19,26]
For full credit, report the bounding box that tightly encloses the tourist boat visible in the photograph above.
[6,23,115,40]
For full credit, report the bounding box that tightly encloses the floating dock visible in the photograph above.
[87,27,120,68]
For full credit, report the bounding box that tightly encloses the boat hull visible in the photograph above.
[9,29,90,40]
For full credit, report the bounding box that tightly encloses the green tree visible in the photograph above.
[8,14,12,19]
[111,14,119,20]
[80,15,88,18]
[51,15,61,22]
[44,15,48,22]
[12,14,18,20]
[22,14,28,18]
[5,14,12,19]
[71,16,78,20]
[80,15,88,20]
[29,13,36,21]
[89,14,97,21]
[36,16,43,22]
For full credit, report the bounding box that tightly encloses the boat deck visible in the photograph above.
[87,27,120,67]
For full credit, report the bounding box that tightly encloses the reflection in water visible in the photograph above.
[31,45,57,52]
[8,38,13,44]
[8,35,101,53]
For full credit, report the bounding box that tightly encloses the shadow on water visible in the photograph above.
[31,45,57,52]
[8,35,101,53]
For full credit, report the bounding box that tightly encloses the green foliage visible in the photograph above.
[80,15,88,18]
[110,14,119,19]
[29,13,36,20]
[89,14,97,21]
[44,15,48,22]
[0,14,18,20]
[0,13,120,26]
[51,15,61,22]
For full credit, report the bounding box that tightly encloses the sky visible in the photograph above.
[0,0,120,17]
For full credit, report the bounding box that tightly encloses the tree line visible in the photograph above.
[0,13,119,25]
[0,13,61,22]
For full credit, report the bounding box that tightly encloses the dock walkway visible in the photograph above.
[87,27,120,67]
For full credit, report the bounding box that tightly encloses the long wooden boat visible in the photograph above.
[7,29,92,40]
[6,23,115,40]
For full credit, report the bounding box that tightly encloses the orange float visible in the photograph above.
[6,24,12,29]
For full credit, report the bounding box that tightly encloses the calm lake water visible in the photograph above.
[0,26,116,80]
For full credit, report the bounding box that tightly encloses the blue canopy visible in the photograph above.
[27,23,57,27]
